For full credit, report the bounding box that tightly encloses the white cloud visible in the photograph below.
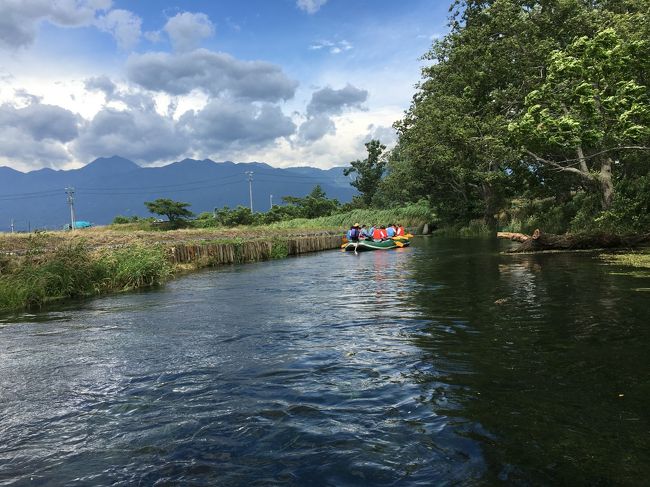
[73,106,189,164]
[298,114,335,143]
[126,49,298,102]
[296,0,328,14]
[309,39,352,55]
[180,99,296,152]
[0,0,113,49]
[96,9,142,50]
[164,12,215,52]
[306,83,368,116]
[0,100,79,169]
[359,124,398,148]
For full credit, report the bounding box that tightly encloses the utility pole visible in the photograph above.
[65,187,76,230]
[270,194,273,209]
[245,171,254,212]
[10,218,14,234]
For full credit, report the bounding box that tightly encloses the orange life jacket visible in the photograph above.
[372,228,383,240]
[396,226,404,236]
[379,228,387,239]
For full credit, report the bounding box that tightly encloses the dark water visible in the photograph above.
[1,238,648,486]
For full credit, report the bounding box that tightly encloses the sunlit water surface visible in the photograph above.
[1,238,648,486]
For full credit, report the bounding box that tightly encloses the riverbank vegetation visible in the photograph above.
[0,242,172,313]
[0,230,346,313]
[375,0,649,236]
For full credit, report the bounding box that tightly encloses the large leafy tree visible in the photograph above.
[386,0,650,227]
[344,139,387,206]
[144,198,194,222]
[510,26,650,209]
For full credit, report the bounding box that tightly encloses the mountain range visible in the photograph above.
[0,156,357,231]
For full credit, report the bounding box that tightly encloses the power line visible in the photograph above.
[0,189,62,201]
[80,173,244,191]
[77,179,247,196]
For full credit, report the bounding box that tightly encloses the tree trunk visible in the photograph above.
[498,229,650,253]
[481,181,497,229]
[497,232,530,242]
[599,156,614,209]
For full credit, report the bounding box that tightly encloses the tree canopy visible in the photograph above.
[385,0,649,232]
[282,185,340,219]
[344,140,387,207]
[144,198,194,222]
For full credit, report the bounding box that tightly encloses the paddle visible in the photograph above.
[394,240,404,247]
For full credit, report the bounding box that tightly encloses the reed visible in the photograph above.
[0,242,171,313]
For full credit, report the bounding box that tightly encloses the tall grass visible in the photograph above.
[264,201,435,230]
[0,242,171,313]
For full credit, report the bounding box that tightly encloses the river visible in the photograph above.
[1,238,648,486]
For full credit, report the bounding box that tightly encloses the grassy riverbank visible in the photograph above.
[0,203,435,314]
[0,229,342,314]
[0,243,172,313]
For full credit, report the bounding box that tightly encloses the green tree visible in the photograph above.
[344,139,386,206]
[214,205,258,226]
[144,198,194,222]
[510,27,650,209]
[394,0,606,226]
[282,185,340,218]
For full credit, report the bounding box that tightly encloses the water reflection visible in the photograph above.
[408,238,650,484]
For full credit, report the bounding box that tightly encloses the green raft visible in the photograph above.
[343,238,410,252]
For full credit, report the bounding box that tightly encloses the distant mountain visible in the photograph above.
[0,157,357,231]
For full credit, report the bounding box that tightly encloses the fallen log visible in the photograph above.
[498,229,650,253]
[496,231,530,242]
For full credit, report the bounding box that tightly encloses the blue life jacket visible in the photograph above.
[386,226,396,237]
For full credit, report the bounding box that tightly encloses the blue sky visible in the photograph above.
[0,0,450,171]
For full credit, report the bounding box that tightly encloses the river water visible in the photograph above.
[1,238,648,486]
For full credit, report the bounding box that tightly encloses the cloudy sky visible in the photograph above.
[0,0,449,172]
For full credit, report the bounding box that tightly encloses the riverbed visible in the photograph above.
[1,237,648,485]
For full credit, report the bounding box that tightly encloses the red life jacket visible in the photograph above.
[396,226,404,236]
[372,228,383,240]
[379,228,387,239]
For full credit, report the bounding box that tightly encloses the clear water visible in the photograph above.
[1,238,648,486]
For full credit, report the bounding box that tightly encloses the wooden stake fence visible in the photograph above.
[167,235,343,266]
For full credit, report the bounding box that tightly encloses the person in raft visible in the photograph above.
[373,225,388,241]
[347,224,360,242]
[395,223,405,236]
[359,224,371,239]
[386,223,396,238]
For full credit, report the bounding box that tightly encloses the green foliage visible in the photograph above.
[264,200,435,230]
[144,198,194,222]
[391,0,649,231]
[576,176,650,233]
[0,243,171,313]
[214,205,257,226]
[96,245,172,290]
[270,240,289,259]
[281,185,340,218]
[257,204,303,224]
[344,140,387,206]
[112,215,145,224]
